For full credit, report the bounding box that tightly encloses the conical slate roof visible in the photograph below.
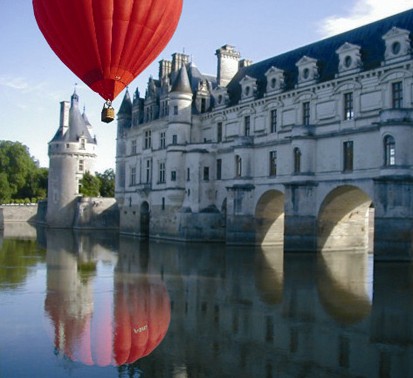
[171,65,192,93]
[82,106,91,127]
[118,89,132,116]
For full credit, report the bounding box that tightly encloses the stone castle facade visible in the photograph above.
[115,9,413,260]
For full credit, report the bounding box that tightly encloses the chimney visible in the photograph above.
[216,45,241,87]
[59,101,69,135]
[239,59,253,69]
[159,59,172,80]
[172,53,189,72]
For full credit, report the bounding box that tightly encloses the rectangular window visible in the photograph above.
[160,132,166,149]
[144,130,151,149]
[343,141,353,172]
[244,116,250,136]
[172,134,178,145]
[216,159,222,180]
[187,167,190,181]
[159,162,165,183]
[162,197,165,210]
[384,136,396,166]
[294,148,301,174]
[236,155,242,177]
[173,105,178,115]
[79,159,84,172]
[303,102,310,125]
[130,167,136,186]
[80,138,86,150]
[203,167,209,181]
[344,92,354,120]
[201,98,206,113]
[145,159,151,183]
[392,81,403,108]
[131,139,137,154]
[217,122,223,142]
[269,151,277,176]
[171,170,176,181]
[270,109,277,133]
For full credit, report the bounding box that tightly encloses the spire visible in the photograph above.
[71,84,79,107]
[171,65,192,94]
[118,89,133,115]
[82,106,91,127]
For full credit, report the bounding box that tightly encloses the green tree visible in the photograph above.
[0,172,12,203]
[0,141,48,202]
[79,171,100,197]
[96,168,115,197]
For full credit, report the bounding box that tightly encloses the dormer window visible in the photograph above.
[239,75,257,102]
[270,78,276,88]
[296,56,318,86]
[336,42,362,76]
[382,27,411,64]
[212,87,229,109]
[265,66,285,95]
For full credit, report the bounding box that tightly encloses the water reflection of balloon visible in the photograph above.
[44,231,170,366]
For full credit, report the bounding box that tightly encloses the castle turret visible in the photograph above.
[47,90,97,228]
[166,65,193,193]
[168,65,193,144]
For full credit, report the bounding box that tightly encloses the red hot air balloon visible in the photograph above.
[32,0,183,122]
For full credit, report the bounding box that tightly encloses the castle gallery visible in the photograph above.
[47,9,413,260]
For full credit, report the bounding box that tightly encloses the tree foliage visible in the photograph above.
[80,169,115,198]
[0,141,48,203]
[96,168,115,197]
[79,171,100,197]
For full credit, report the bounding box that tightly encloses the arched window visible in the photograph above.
[384,135,396,166]
[235,155,242,177]
[294,148,301,173]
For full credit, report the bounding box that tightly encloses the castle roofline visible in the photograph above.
[227,9,413,105]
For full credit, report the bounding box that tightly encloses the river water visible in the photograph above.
[0,223,412,378]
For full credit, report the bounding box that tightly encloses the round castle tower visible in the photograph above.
[166,65,192,193]
[47,90,97,227]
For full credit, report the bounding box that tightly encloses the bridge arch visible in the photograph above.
[255,190,285,245]
[317,185,373,252]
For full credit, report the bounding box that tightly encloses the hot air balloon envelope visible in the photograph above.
[32,0,183,101]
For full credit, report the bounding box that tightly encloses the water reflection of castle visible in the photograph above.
[43,229,170,367]
[40,230,413,376]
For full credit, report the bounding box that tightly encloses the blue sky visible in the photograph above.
[1,0,411,172]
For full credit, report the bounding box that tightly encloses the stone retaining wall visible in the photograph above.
[0,205,38,227]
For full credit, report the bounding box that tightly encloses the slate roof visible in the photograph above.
[227,9,413,105]
[118,89,132,115]
[171,65,192,93]
[187,62,217,93]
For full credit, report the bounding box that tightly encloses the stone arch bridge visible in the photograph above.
[122,176,413,262]
[224,177,413,261]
